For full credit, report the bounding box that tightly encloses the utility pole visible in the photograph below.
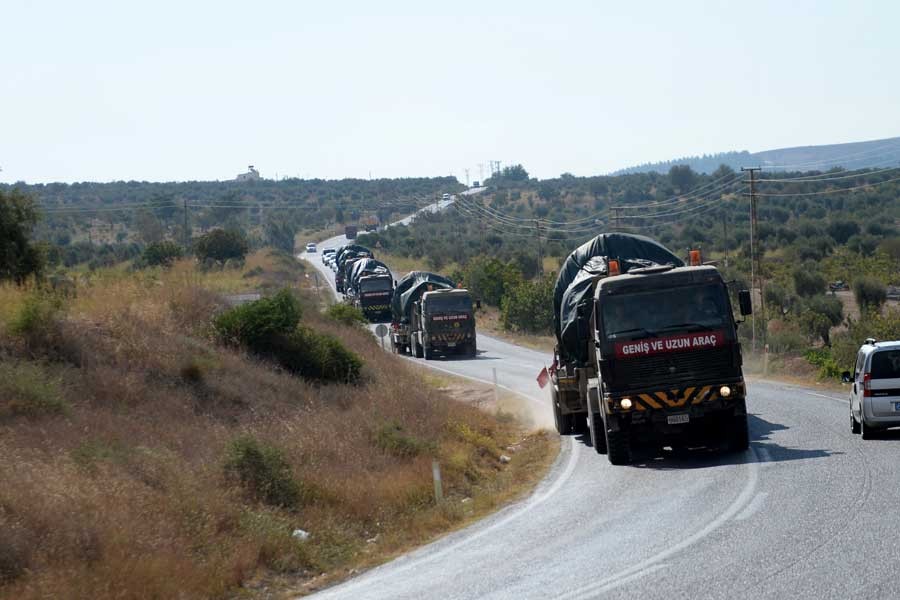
[741,166,762,353]
[464,168,470,188]
[183,198,190,248]
[535,219,544,276]
[477,163,485,183]
[722,211,728,268]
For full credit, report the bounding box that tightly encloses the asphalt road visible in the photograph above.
[299,200,895,600]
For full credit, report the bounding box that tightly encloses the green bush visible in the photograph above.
[804,348,842,379]
[141,241,183,267]
[224,436,301,508]
[793,266,826,297]
[214,289,302,346]
[500,276,555,334]
[462,256,522,307]
[0,362,68,420]
[194,228,249,262]
[854,276,887,312]
[374,421,435,458]
[326,303,367,327]
[8,291,63,338]
[260,326,363,383]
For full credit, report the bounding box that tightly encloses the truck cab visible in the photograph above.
[410,289,477,359]
[356,274,394,320]
[586,264,752,463]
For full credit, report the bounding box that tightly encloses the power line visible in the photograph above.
[753,175,900,197]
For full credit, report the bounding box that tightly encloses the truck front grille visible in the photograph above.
[613,347,735,389]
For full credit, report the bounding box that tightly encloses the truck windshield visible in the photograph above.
[601,283,730,341]
[425,294,472,314]
[360,278,392,292]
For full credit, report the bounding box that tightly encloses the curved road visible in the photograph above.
[300,205,895,600]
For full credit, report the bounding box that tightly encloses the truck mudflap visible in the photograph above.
[606,381,746,413]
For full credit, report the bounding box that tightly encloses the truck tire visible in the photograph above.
[605,419,631,465]
[465,341,477,358]
[552,387,576,435]
[587,401,607,454]
[728,413,750,452]
[414,339,424,359]
[424,344,433,360]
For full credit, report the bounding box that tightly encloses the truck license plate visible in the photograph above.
[667,413,690,425]
[447,342,456,347]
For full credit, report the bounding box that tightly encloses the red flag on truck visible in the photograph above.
[536,367,550,389]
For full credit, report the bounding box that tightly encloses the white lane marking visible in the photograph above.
[309,436,581,599]
[577,564,670,597]
[735,492,769,521]
[560,446,761,600]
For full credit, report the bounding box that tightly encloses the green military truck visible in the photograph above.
[410,288,477,359]
[550,233,752,465]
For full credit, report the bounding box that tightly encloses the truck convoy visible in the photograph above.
[550,233,753,465]
[390,272,477,359]
[334,245,373,294]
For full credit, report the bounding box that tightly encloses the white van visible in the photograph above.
[847,339,900,439]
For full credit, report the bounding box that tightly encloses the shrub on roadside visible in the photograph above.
[374,421,435,458]
[224,435,302,508]
[214,289,302,346]
[0,362,68,420]
[326,303,367,327]
[500,276,555,334]
[259,326,363,383]
[853,276,887,312]
[141,241,184,267]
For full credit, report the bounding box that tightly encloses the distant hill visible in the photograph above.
[612,136,900,175]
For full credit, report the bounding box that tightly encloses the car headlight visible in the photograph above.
[620,398,633,410]
[720,385,732,398]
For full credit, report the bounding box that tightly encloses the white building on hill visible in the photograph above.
[236,165,260,182]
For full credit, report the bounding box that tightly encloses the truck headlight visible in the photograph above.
[620,398,633,410]
[719,386,732,398]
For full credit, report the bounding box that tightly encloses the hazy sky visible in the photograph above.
[3,0,899,184]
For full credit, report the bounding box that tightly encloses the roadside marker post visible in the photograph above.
[432,460,443,504]
[492,368,499,405]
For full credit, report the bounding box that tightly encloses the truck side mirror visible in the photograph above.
[841,371,852,383]
[738,290,752,316]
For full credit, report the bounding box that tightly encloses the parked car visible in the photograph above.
[306,243,317,253]
[845,339,900,439]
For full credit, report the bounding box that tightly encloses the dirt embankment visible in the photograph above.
[0,251,556,600]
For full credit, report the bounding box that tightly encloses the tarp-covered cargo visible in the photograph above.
[335,245,372,269]
[391,271,455,323]
[554,233,683,364]
[348,258,391,292]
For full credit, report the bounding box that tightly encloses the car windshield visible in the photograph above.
[360,278,392,292]
[425,294,472,314]
[871,350,900,379]
[601,283,730,340]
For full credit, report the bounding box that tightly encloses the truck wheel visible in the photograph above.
[587,402,607,454]
[467,342,477,358]
[605,421,631,465]
[728,413,750,452]
[552,387,575,435]
[424,345,433,360]
[414,339,424,359]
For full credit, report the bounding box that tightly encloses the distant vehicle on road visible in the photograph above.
[472,181,480,188]
[306,243,317,253]
[846,339,900,439]
[410,288,477,358]
[887,285,900,301]
[829,280,849,291]
[441,193,451,201]
[345,225,358,240]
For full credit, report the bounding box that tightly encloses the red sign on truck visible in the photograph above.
[614,330,725,359]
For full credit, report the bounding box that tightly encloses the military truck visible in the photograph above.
[550,233,752,465]
[409,288,477,359]
[345,257,393,320]
[333,245,373,294]
[389,271,455,355]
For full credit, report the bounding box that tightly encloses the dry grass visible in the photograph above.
[0,252,555,599]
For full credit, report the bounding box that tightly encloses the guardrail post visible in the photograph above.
[432,460,443,504]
